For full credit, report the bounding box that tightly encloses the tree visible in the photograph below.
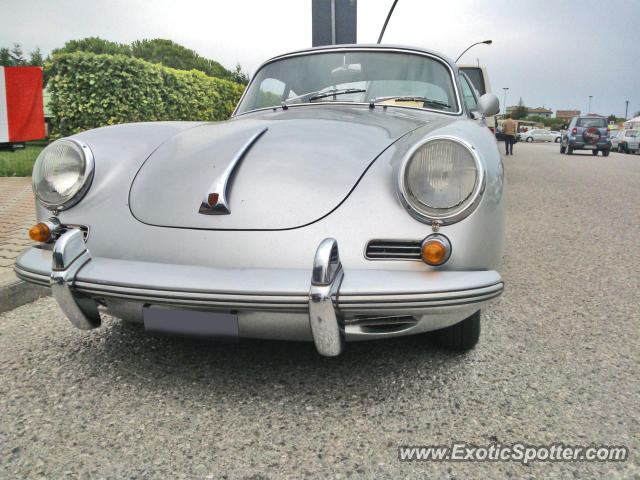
[512,97,528,120]
[9,43,26,66]
[130,39,230,79]
[0,48,11,66]
[229,63,249,85]
[52,37,132,57]
[50,36,242,84]
[29,47,44,67]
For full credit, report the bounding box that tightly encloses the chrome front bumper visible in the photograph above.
[15,230,504,356]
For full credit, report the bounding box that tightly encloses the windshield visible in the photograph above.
[235,50,459,115]
[576,117,607,128]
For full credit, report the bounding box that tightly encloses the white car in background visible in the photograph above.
[618,130,639,153]
[610,130,626,150]
[614,129,639,153]
[521,129,561,143]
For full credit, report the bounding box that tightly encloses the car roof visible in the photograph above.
[260,44,457,71]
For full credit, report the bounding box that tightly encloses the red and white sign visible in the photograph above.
[0,67,46,143]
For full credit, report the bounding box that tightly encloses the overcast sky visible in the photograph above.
[2,0,639,118]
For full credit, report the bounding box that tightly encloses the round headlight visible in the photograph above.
[399,137,483,224]
[32,139,94,210]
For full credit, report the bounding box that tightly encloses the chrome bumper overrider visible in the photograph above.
[14,230,504,356]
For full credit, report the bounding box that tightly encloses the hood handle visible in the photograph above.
[199,127,268,215]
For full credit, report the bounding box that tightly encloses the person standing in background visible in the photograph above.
[503,114,517,155]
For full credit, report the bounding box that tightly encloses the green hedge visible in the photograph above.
[47,52,245,138]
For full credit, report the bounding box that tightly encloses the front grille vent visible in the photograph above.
[365,239,422,260]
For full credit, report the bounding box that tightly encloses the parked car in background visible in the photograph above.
[560,116,611,156]
[521,129,561,143]
[617,129,639,153]
[610,129,627,150]
[15,44,505,356]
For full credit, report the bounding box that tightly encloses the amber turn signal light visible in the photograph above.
[29,223,51,242]
[421,234,451,266]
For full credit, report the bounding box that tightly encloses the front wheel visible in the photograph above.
[592,149,599,156]
[526,137,533,143]
[431,311,480,351]
[555,137,561,143]
[602,149,610,157]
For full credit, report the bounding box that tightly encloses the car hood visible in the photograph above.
[129,105,431,230]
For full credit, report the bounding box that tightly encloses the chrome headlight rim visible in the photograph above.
[32,138,95,211]
[397,135,486,226]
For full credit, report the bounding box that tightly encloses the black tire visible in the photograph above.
[526,137,533,143]
[567,146,573,155]
[555,137,561,143]
[560,144,566,154]
[431,311,481,351]
[602,149,610,157]
[592,149,598,155]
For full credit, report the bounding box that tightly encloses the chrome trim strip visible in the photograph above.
[233,46,462,117]
[70,281,502,312]
[198,127,268,215]
[309,238,345,357]
[14,266,50,286]
[396,135,487,226]
[50,230,100,330]
[338,292,502,311]
[338,283,503,303]
[75,283,309,311]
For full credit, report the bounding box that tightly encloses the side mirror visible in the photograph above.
[477,93,500,117]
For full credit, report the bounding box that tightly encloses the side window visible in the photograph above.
[459,74,478,112]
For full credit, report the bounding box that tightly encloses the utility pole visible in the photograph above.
[625,100,629,119]
[588,95,593,114]
[502,87,509,116]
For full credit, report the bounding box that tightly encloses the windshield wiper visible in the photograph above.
[370,96,451,109]
[282,88,366,106]
[308,88,366,101]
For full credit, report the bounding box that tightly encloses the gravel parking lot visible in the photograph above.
[1,142,638,479]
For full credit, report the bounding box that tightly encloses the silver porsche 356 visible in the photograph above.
[16,44,504,356]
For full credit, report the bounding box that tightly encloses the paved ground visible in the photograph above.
[0,177,36,275]
[1,142,638,479]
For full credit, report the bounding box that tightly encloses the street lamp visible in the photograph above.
[502,87,509,116]
[455,40,493,63]
[588,95,593,114]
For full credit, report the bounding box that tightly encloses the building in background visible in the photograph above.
[528,107,552,118]
[556,110,581,122]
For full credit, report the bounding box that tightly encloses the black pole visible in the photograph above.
[377,0,399,44]
[625,100,629,119]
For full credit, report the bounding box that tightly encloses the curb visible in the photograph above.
[0,271,50,314]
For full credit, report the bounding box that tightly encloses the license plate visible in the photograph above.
[584,145,596,149]
[143,307,238,339]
